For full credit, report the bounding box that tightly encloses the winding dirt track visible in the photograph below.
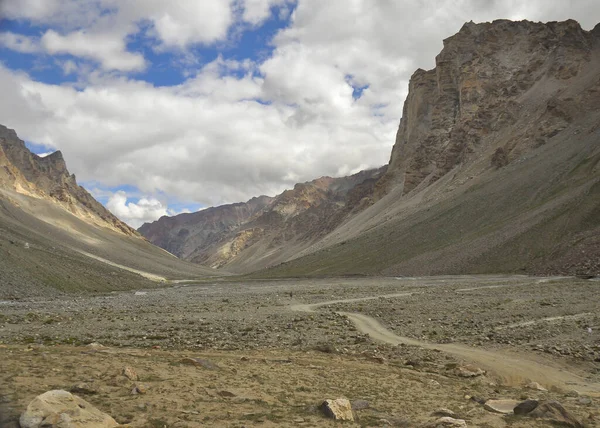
[291,292,600,397]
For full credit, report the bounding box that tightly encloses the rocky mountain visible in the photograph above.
[0,125,223,298]
[141,19,600,277]
[140,167,385,271]
[0,125,135,236]
[138,195,275,260]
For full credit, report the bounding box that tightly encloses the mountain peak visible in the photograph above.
[0,124,137,236]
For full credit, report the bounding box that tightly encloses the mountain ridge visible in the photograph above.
[0,124,137,236]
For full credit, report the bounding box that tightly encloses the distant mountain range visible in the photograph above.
[140,19,600,277]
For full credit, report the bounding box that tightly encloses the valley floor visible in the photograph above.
[1,276,599,426]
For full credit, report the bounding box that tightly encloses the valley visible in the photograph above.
[1,276,599,426]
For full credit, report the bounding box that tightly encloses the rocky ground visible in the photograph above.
[1,275,599,426]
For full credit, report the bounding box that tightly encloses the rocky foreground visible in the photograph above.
[1,276,599,426]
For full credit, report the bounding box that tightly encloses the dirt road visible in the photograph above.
[291,284,600,397]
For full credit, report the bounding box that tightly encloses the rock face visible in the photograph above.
[0,124,136,236]
[140,167,385,272]
[380,19,598,195]
[19,390,118,428]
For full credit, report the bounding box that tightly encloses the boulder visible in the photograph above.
[528,400,583,428]
[320,398,354,421]
[513,399,539,415]
[20,390,118,428]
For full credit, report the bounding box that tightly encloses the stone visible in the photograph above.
[122,366,138,381]
[513,399,539,415]
[430,416,467,427]
[483,399,521,414]
[527,400,584,427]
[320,398,355,421]
[565,389,580,398]
[455,364,485,378]
[180,357,220,370]
[218,390,236,398]
[19,390,117,428]
[577,396,592,406]
[86,342,105,349]
[525,381,547,391]
[432,408,457,418]
[132,384,148,395]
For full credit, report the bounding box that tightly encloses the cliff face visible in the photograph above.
[0,124,137,236]
[380,19,599,195]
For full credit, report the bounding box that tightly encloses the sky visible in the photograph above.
[0,1,598,228]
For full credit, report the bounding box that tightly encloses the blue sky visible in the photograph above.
[1,0,597,227]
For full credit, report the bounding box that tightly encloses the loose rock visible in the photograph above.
[432,408,457,418]
[525,381,547,391]
[429,416,467,427]
[513,399,539,415]
[455,365,485,378]
[122,366,138,381]
[19,390,117,428]
[320,398,354,421]
[483,399,521,414]
[527,400,583,427]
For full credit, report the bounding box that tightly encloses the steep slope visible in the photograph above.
[140,167,385,272]
[258,19,600,277]
[0,125,224,298]
[0,125,135,236]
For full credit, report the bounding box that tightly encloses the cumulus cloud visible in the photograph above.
[1,0,599,214]
[106,191,169,228]
[240,0,294,26]
[41,30,146,71]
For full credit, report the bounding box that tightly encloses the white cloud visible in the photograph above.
[0,32,41,53]
[240,0,292,26]
[41,30,146,72]
[106,191,169,228]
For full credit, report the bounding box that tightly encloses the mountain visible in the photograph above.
[140,167,385,272]
[262,19,600,277]
[141,19,600,278]
[0,125,136,236]
[0,125,223,298]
